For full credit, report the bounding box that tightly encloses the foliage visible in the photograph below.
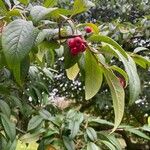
[0,0,150,149]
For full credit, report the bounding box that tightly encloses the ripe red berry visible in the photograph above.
[67,38,76,48]
[80,43,86,52]
[85,26,92,33]
[74,37,83,47]
[118,77,126,88]
[71,47,79,56]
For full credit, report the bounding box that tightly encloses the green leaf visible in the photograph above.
[0,113,16,141]
[39,109,51,120]
[2,19,35,67]
[85,50,103,100]
[86,127,97,142]
[0,0,7,16]
[112,48,140,105]
[88,35,127,58]
[102,66,124,132]
[72,0,95,16]
[66,63,79,80]
[88,118,114,126]
[35,29,59,45]
[20,129,45,143]
[101,140,116,150]
[87,142,100,150]
[8,139,17,150]
[133,47,149,53]
[141,125,150,132]
[63,136,75,150]
[0,100,11,118]
[30,6,57,23]
[131,53,150,69]
[28,115,43,131]
[125,128,150,140]
[44,0,58,7]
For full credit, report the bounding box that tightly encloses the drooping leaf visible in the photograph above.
[0,100,11,118]
[30,6,57,22]
[88,34,127,58]
[102,65,125,132]
[85,50,103,100]
[133,47,149,53]
[28,115,43,131]
[0,113,16,141]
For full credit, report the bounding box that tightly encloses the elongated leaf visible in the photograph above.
[125,128,150,140]
[28,115,43,131]
[111,47,141,104]
[87,142,100,150]
[86,127,97,141]
[66,63,79,80]
[102,66,124,132]
[133,47,149,53]
[63,136,75,150]
[0,100,11,118]
[30,6,57,22]
[0,113,16,141]
[2,19,35,67]
[39,109,51,120]
[85,50,103,100]
[101,140,116,150]
[44,0,58,7]
[131,54,150,69]
[88,35,127,58]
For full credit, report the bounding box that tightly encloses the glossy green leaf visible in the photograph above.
[85,50,103,100]
[2,19,35,67]
[102,66,124,132]
[0,113,16,141]
[86,127,97,142]
[0,100,11,118]
[28,115,43,131]
[30,6,57,22]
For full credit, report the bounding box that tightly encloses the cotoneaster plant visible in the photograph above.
[0,0,150,150]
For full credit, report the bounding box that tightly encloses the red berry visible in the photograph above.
[67,38,76,48]
[71,47,79,56]
[85,26,92,33]
[74,37,83,47]
[118,77,126,88]
[80,43,86,52]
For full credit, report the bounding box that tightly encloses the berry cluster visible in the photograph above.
[67,37,87,56]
